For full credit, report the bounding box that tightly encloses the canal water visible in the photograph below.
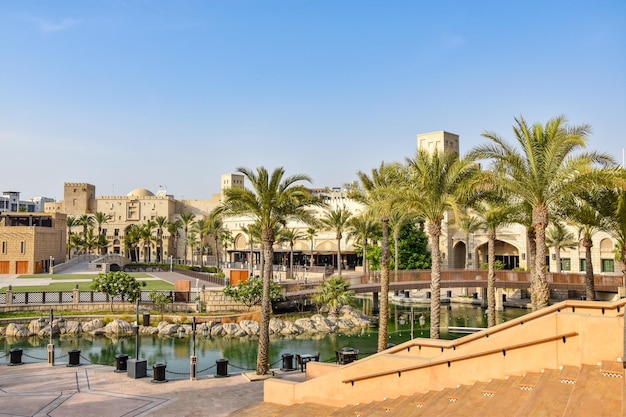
[0,302,528,377]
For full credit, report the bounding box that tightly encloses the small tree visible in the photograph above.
[223,277,284,311]
[148,290,172,322]
[91,271,146,311]
[312,276,355,316]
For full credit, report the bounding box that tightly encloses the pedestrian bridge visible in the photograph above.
[283,269,624,299]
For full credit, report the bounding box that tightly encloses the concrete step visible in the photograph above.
[514,368,575,417]
[277,402,339,417]
[229,401,286,416]
[563,362,624,417]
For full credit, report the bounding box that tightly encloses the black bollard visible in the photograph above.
[215,358,229,378]
[9,348,23,366]
[68,350,81,367]
[115,354,129,373]
[152,363,167,383]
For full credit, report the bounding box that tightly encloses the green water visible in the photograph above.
[0,302,527,377]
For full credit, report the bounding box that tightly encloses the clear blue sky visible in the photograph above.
[1,1,625,200]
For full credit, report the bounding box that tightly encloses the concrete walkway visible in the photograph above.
[0,361,303,416]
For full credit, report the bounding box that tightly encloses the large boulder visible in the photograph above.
[239,320,260,336]
[158,323,180,336]
[269,318,285,334]
[104,319,133,334]
[210,324,226,337]
[294,318,316,332]
[311,315,338,332]
[82,319,104,332]
[222,323,247,337]
[6,323,31,337]
[280,321,303,335]
[62,320,82,335]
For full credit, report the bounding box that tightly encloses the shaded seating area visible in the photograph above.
[295,352,320,372]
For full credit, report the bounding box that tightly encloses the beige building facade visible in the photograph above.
[0,212,66,274]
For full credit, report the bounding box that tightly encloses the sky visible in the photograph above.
[1,1,625,201]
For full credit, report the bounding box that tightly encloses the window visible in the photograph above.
[601,259,615,273]
[1,241,6,254]
[561,258,571,271]
[114,229,119,237]
[102,229,107,236]
[20,241,25,254]
[579,259,586,272]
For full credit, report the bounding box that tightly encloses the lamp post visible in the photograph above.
[47,308,54,366]
[169,255,173,272]
[190,316,197,380]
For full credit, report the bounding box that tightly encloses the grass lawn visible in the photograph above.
[1,274,174,292]
[17,273,152,280]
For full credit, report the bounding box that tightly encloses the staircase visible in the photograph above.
[233,362,624,416]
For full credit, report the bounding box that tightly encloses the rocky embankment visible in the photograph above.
[0,306,372,338]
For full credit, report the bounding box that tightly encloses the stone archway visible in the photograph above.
[476,240,520,270]
[453,241,466,268]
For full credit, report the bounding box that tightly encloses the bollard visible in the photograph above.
[143,312,150,326]
[9,348,23,366]
[115,354,129,373]
[215,358,229,378]
[152,363,167,383]
[281,353,294,371]
[68,350,81,367]
[447,290,452,297]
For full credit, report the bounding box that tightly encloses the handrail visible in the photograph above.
[342,331,579,385]
[384,298,626,356]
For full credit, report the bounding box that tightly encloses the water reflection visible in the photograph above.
[0,302,528,376]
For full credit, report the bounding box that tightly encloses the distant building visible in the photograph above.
[0,212,66,274]
[0,191,55,213]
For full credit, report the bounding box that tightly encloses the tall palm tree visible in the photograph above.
[155,216,169,263]
[192,218,209,267]
[389,211,416,281]
[217,166,321,375]
[93,212,112,235]
[472,115,615,310]
[305,227,317,274]
[206,212,228,268]
[545,221,578,273]
[347,215,379,275]
[141,220,157,262]
[66,217,77,259]
[124,224,142,261]
[353,162,403,351]
[473,198,516,327]
[178,212,196,265]
[401,149,480,339]
[558,191,608,300]
[320,206,353,276]
[166,219,182,261]
[278,228,307,279]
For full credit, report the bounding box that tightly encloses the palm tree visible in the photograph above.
[141,220,157,262]
[558,191,608,300]
[66,217,77,259]
[192,218,209,267]
[320,206,353,276]
[75,214,94,239]
[186,232,199,264]
[347,215,379,275]
[206,212,228,268]
[389,211,416,281]
[401,149,480,339]
[473,198,516,327]
[278,228,307,279]
[217,166,321,375]
[178,212,196,265]
[305,227,317,275]
[472,115,615,310]
[312,276,355,316]
[82,227,99,254]
[545,221,578,273]
[93,212,112,235]
[353,162,403,351]
[166,219,182,261]
[155,216,169,263]
[124,224,142,261]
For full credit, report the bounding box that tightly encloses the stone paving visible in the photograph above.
[0,361,303,416]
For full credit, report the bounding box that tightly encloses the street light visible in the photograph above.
[190,316,197,380]
[47,309,54,366]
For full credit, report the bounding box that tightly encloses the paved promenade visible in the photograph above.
[0,361,303,416]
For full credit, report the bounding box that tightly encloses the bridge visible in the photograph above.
[282,269,625,299]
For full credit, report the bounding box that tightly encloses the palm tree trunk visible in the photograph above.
[394,230,399,281]
[336,233,342,276]
[257,230,273,375]
[532,207,550,310]
[289,244,294,279]
[487,229,496,327]
[555,248,561,273]
[584,239,595,300]
[428,221,442,339]
[377,217,390,352]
